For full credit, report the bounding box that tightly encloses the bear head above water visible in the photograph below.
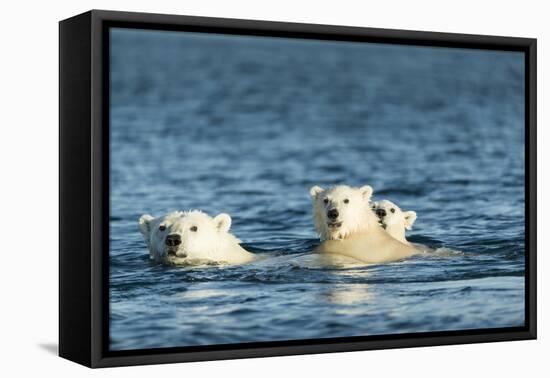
[309,184,378,241]
[138,210,255,265]
[372,199,417,244]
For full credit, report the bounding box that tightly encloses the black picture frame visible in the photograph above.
[59,9,537,368]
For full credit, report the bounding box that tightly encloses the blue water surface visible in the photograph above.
[109,28,525,350]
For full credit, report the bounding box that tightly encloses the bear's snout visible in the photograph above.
[327,208,339,220]
[165,234,182,247]
[376,208,387,218]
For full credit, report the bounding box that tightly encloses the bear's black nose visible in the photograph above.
[327,208,339,220]
[165,234,182,247]
[376,208,387,217]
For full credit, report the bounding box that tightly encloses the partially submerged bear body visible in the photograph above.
[372,199,417,245]
[138,210,255,265]
[310,185,419,263]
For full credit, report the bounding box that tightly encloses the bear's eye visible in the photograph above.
[159,225,166,231]
[323,198,329,204]
[190,226,198,232]
[390,208,396,213]
[343,199,349,204]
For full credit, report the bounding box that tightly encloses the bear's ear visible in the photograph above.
[214,213,232,233]
[403,211,417,230]
[309,185,324,198]
[360,185,374,201]
[138,214,155,236]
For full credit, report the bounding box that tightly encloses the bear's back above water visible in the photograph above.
[316,230,418,264]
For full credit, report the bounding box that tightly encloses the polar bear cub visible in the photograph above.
[310,185,419,263]
[138,210,255,265]
[372,199,417,245]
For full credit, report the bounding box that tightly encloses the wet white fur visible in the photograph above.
[310,184,376,241]
[372,199,417,244]
[310,185,419,263]
[138,210,255,265]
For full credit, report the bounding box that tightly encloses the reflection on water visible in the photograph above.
[323,284,374,307]
[109,28,525,350]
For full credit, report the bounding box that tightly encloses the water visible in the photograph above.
[109,28,525,351]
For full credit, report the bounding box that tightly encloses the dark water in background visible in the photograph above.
[109,28,525,350]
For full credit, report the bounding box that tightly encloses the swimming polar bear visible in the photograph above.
[309,185,420,263]
[138,210,255,265]
[372,199,417,245]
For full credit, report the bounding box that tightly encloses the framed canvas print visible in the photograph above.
[59,10,536,368]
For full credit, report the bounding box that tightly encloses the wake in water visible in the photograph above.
[420,247,465,257]
[153,237,464,271]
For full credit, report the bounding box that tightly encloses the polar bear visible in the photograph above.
[372,199,417,245]
[138,210,255,265]
[309,185,419,263]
